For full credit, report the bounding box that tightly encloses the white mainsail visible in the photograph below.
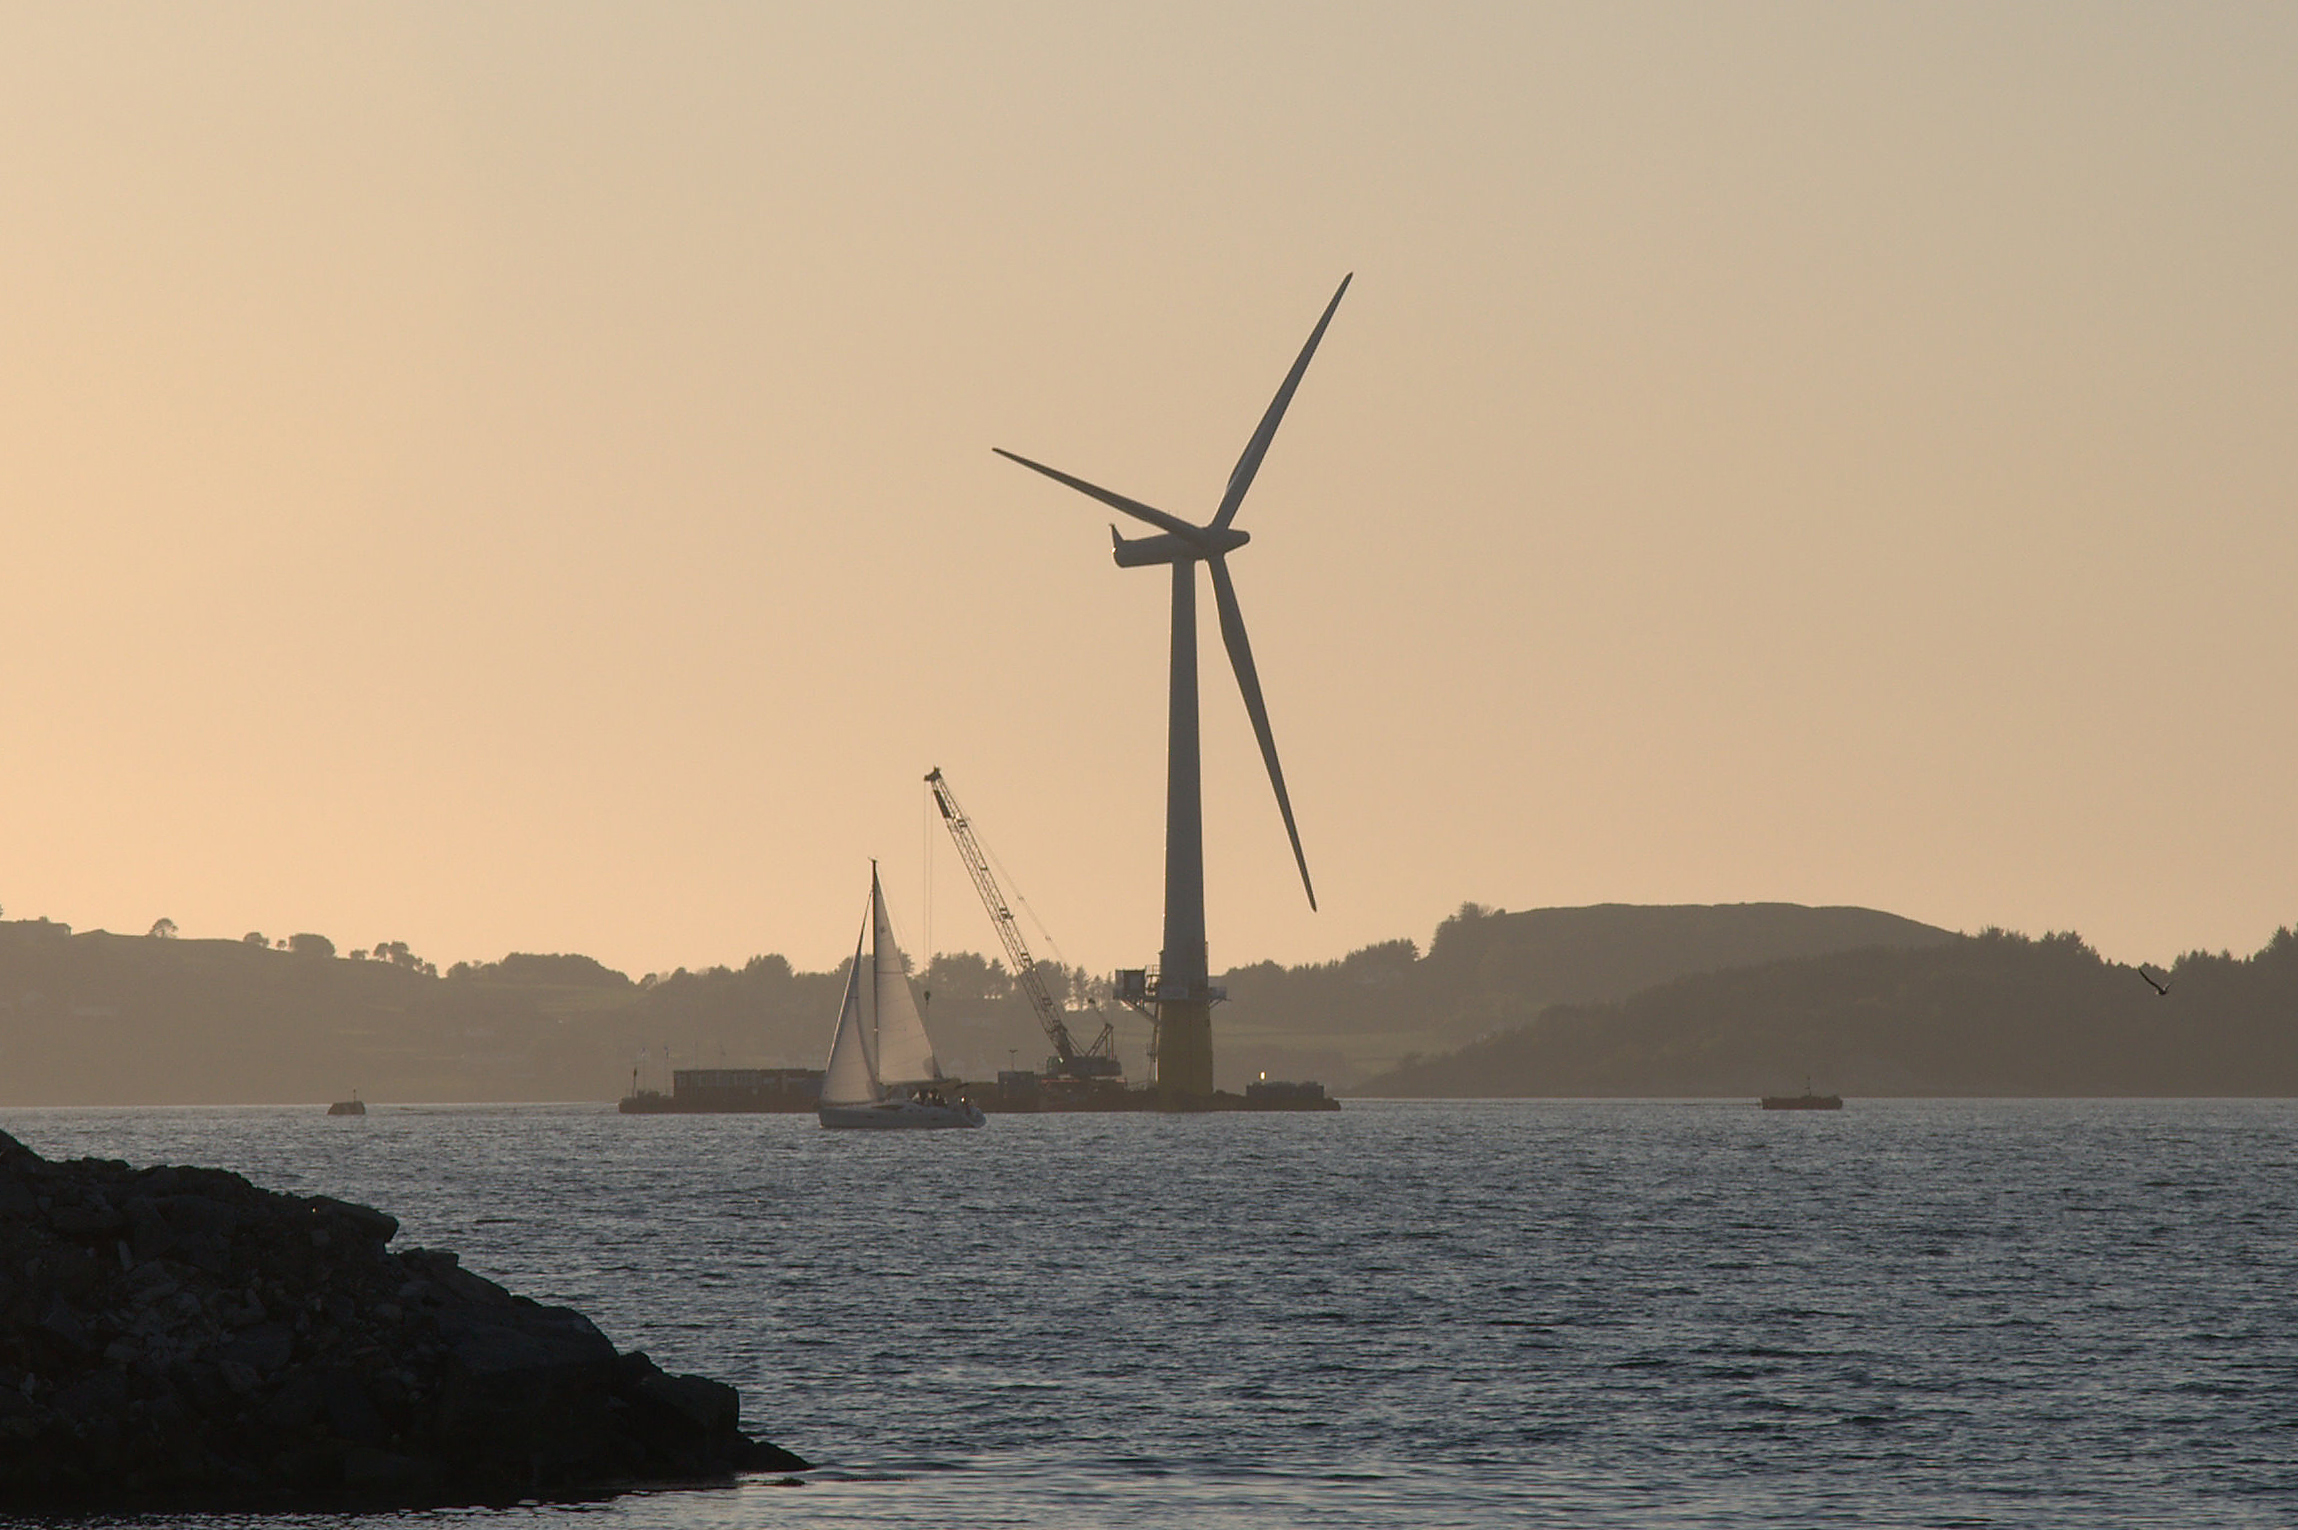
[819,867,941,1106]
[818,914,879,1107]
[868,869,942,1086]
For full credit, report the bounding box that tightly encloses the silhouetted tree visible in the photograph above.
[1342,937,1418,979]
[920,951,1011,1006]
[288,933,335,959]
[243,931,266,946]
[372,940,436,975]
[1424,901,1502,971]
[455,952,631,987]
[147,918,178,939]
[744,953,794,982]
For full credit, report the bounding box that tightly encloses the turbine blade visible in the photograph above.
[1210,273,1352,531]
[993,449,1202,541]
[1208,556,1316,910]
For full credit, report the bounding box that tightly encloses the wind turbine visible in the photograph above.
[995,275,1348,1098]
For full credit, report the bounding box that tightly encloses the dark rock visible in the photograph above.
[49,1199,123,1237]
[260,1369,327,1430]
[221,1322,295,1375]
[630,1366,740,1436]
[38,1295,94,1352]
[321,1370,389,1446]
[342,1444,442,1495]
[52,1369,128,1421]
[0,1126,808,1508]
[401,1247,516,1308]
[309,1196,398,1245]
[438,1304,615,1380]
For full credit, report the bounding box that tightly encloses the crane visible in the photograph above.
[925,767,1122,1079]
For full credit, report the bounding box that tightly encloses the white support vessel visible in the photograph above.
[818,866,985,1130]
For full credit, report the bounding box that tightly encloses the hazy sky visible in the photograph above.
[3,3,2293,980]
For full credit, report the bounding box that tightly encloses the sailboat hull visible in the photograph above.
[818,1099,986,1130]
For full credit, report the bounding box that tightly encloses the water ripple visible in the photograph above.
[4,1098,2296,1526]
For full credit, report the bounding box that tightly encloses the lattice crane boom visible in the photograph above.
[925,768,1117,1074]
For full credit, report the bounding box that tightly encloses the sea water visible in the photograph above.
[2,1099,2293,1527]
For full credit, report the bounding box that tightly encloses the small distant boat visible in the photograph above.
[818,866,984,1131]
[1761,1077,1841,1111]
[326,1094,366,1116]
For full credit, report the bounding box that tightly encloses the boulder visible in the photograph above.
[0,1128,806,1508]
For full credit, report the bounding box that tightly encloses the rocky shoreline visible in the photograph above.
[0,1127,806,1508]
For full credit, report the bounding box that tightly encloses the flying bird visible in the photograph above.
[2136,966,2171,996]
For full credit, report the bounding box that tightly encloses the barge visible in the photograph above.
[972,1074,1339,1114]
[619,1066,1337,1114]
[1760,1091,1843,1111]
[620,1067,823,1114]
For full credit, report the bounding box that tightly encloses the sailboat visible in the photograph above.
[818,866,986,1130]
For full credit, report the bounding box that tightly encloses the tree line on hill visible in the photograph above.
[1351,924,2298,1097]
[6,900,2288,1103]
[0,917,1102,1105]
[0,900,1960,1103]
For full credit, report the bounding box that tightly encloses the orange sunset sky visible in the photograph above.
[3,4,2294,978]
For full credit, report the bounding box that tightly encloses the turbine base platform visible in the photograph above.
[962,1075,1337,1114]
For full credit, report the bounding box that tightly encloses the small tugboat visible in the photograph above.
[818,865,984,1130]
[326,1092,366,1116]
[1760,1076,1842,1111]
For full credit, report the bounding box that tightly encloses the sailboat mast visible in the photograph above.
[870,863,882,1071]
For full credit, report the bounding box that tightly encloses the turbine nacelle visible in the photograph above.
[1110,524,1250,568]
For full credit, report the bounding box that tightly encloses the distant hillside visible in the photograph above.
[32,900,2274,1103]
[1207,901,1955,1089]
[1352,926,2298,1098]
[0,921,1065,1106]
[1425,901,1954,1007]
[0,901,1971,1102]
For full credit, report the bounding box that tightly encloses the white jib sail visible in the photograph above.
[868,868,942,1086]
[819,906,879,1107]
